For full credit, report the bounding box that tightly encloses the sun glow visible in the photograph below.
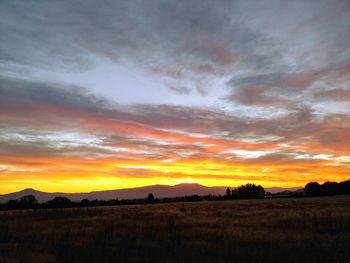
[1,155,349,194]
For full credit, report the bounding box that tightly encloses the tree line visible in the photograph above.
[0,193,209,210]
[0,183,266,210]
[304,180,350,197]
[0,180,348,210]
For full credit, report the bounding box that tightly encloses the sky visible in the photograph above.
[1,0,350,194]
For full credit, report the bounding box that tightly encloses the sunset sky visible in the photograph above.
[1,0,350,194]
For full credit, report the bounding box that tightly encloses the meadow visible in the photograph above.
[0,196,349,263]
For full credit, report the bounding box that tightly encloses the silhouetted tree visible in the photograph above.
[187,195,201,202]
[236,183,265,199]
[304,180,350,196]
[323,181,338,195]
[20,195,38,208]
[304,182,321,196]
[47,196,72,208]
[231,188,238,199]
[226,188,231,199]
[20,195,37,204]
[340,180,350,195]
[146,193,155,204]
[81,198,90,206]
[3,199,19,210]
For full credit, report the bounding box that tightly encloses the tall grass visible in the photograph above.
[0,196,349,262]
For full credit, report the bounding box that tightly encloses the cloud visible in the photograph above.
[0,76,115,116]
[1,0,350,191]
[0,0,286,97]
[1,75,349,162]
[226,61,350,114]
[313,89,350,102]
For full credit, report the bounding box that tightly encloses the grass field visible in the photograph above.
[0,196,349,263]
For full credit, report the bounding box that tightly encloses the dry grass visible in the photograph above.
[0,196,349,262]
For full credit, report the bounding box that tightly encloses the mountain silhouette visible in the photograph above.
[0,183,302,203]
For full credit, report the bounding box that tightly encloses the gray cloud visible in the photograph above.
[2,0,349,102]
[0,0,286,95]
[0,77,114,112]
[0,0,350,185]
[1,1,348,73]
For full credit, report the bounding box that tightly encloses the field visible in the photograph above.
[0,196,349,263]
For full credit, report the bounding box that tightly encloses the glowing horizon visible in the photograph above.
[1,0,350,194]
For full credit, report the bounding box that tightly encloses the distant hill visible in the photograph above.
[0,184,302,203]
[273,188,305,197]
[265,187,302,193]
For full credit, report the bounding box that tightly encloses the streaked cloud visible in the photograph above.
[0,0,349,193]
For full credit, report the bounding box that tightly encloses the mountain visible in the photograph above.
[273,188,305,197]
[0,184,302,203]
[265,187,302,193]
